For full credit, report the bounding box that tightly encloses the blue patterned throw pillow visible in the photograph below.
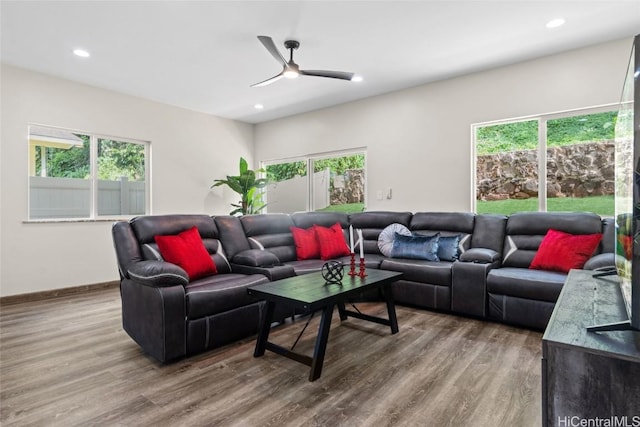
[391,232,440,261]
[438,234,461,262]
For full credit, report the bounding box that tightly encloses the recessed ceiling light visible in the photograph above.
[351,75,363,82]
[546,18,566,29]
[73,49,90,58]
[254,104,264,110]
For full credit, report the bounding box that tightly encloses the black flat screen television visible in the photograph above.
[588,34,640,332]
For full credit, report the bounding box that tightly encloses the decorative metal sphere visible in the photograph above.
[321,261,344,285]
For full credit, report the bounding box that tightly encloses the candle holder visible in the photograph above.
[358,257,367,278]
[348,253,357,276]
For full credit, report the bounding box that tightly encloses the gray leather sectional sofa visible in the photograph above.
[112,210,614,362]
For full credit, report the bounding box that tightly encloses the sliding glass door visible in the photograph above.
[263,151,366,214]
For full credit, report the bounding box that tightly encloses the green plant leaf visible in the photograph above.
[239,157,248,175]
[213,157,268,215]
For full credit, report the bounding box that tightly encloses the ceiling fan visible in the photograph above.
[251,36,355,87]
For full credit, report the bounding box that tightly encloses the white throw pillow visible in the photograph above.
[377,223,412,257]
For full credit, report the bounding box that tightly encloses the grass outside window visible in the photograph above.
[476,195,614,216]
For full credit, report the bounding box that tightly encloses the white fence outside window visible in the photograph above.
[29,176,145,219]
[266,169,330,213]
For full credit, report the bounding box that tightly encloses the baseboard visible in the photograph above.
[0,281,120,306]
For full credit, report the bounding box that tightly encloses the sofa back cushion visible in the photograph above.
[601,217,615,254]
[213,215,251,259]
[409,212,475,256]
[112,221,143,280]
[291,211,349,229]
[502,212,603,268]
[471,214,507,254]
[129,214,231,274]
[349,211,413,255]
[240,213,297,262]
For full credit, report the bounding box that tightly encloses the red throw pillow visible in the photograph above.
[529,229,602,274]
[290,226,320,260]
[313,223,351,260]
[154,226,217,281]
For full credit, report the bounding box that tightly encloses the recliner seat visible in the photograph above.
[486,212,614,329]
[112,214,270,362]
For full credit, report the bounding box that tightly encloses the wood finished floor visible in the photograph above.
[0,287,542,426]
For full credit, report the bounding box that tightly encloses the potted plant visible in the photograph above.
[212,157,267,215]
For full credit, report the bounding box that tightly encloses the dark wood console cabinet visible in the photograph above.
[542,269,640,427]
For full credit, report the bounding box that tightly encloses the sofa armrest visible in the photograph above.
[231,263,295,281]
[459,248,500,264]
[127,260,189,287]
[452,261,494,317]
[120,277,186,362]
[583,253,615,270]
[232,249,280,267]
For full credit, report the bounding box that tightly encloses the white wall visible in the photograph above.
[0,65,254,297]
[0,37,633,296]
[255,38,633,213]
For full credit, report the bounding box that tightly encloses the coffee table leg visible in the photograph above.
[337,302,348,321]
[382,284,399,334]
[254,301,275,357]
[309,303,335,381]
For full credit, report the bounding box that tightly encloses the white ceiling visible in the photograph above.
[1,1,639,124]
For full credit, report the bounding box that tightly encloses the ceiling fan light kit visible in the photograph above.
[251,36,355,87]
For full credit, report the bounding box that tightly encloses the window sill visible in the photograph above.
[23,217,135,224]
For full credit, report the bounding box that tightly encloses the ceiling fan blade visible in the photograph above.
[300,70,355,81]
[250,73,284,88]
[257,36,288,68]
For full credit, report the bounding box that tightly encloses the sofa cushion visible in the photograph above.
[471,214,507,254]
[240,214,297,262]
[380,258,452,287]
[214,215,252,259]
[349,211,413,255]
[131,214,218,244]
[314,223,350,260]
[487,267,566,303]
[391,233,440,261]
[290,226,320,260]
[154,227,217,281]
[291,211,349,229]
[409,212,473,255]
[185,274,268,319]
[529,229,602,273]
[410,212,475,234]
[231,249,280,267]
[377,223,411,257]
[282,259,329,275]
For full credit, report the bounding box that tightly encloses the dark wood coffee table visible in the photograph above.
[247,269,403,381]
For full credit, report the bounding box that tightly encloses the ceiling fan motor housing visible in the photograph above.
[284,40,300,50]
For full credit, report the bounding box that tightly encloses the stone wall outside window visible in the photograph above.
[476,141,616,201]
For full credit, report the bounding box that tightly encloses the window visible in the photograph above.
[263,150,366,214]
[28,125,149,220]
[474,107,616,216]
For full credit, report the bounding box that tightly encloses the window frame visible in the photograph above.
[471,104,618,214]
[27,124,151,221]
[261,147,367,213]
